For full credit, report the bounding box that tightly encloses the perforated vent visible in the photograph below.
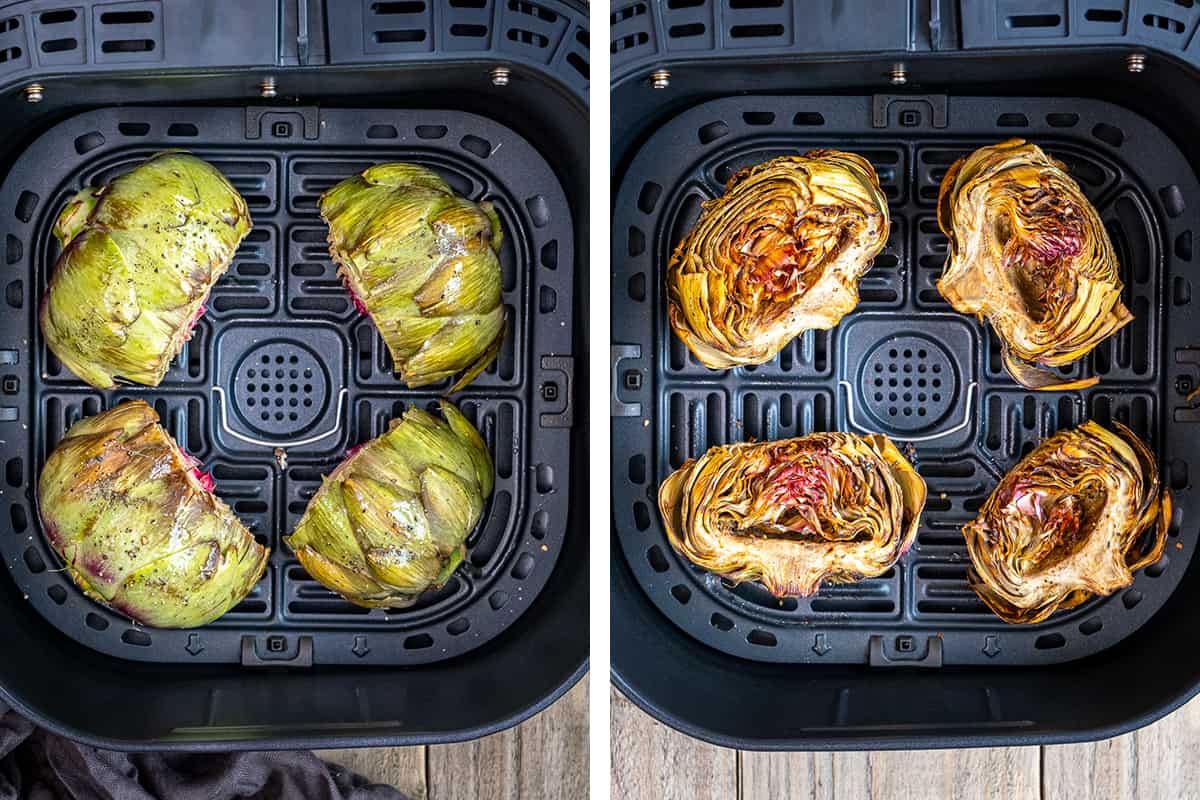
[93,1,161,63]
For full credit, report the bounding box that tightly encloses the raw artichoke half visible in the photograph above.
[657,432,926,597]
[319,163,505,392]
[667,151,889,369]
[40,151,252,389]
[285,401,493,608]
[963,421,1169,624]
[937,139,1131,390]
[37,400,268,628]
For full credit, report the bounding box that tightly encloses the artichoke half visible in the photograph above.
[285,401,493,608]
[937,139,1131,390]
[40,151,252,389]
[319,163,505,392]
[37,401,267,628]
[667,152,889,369]
[658,433,926,597]
[963,421,1169,624]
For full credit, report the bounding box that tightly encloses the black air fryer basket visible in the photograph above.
[0,0,588,749]
[612,0,1200,749]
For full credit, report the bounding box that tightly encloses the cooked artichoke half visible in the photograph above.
[937,139,1131,390]
[37,400,267,628]
[319,163,505,392]
[667,151,889,369]
[40,151,252,389]
[963,421,1169,624]
[285,401,493,608]
[658,432,926,597]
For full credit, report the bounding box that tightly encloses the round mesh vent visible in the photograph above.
[861,336,955,432]
[232,341,329,436]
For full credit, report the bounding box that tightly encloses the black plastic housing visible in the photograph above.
[612,0,1200,749]
[0,0,589,750]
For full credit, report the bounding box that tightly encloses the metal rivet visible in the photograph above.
[889,64,907,86]
[1127,53,1146,73]
[650,69,671,89]
[259,77,277,98]
[23,84,43,103]
[490,66,511,86]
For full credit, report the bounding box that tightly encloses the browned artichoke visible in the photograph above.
[667,152,889,369]
[657,432,926,597]
[937,139,1131,390]
[963,421,1169,624]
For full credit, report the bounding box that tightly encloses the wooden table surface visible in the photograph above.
[611,685,1200,800]
[315,675,588,799]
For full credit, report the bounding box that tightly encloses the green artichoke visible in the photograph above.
[37,400,268,628]
[319,163,505,391]
[285,400,494,608]
[40,151,252,389]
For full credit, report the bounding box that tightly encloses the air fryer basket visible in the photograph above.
[612,1,1200,749]
[0,0,588,749]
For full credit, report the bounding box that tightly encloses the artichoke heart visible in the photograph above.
[40,151,252,389]
[319,163,505,392]
[37,400,268,628]
[963,421,1169,624]
[657,432,926,597]
[937,139,1131,390]
[284,400,494,608]
[667,151,889,369]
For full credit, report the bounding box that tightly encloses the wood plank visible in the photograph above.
[611,687,739,800]
[315,745,428,800]
[427,675,589,800]
[741,745,1039,800]
[1043,694,1200,800]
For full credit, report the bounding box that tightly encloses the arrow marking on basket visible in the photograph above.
[185,633,204,656]
[812,633,831,656]
[352,635,369,658]
[982,635,1001,658]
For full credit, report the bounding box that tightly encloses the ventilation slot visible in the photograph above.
[375,30,425,43]
[41,38,77,53]
[366,124,397,139]
[507,28,548,47]
[508,0,557,21]
[1144,14,1185,33]
[372,1,425,12]
[611,32,648,52]
[729,24,784,37]
[1007,14,1060,28]
[99,11,154,24]
[101,39,154,53]
[1084,9,1123,22]
[39,10,76,25]
[669,23,705,38]
[611,3,646,23]
[0,46,19,64]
